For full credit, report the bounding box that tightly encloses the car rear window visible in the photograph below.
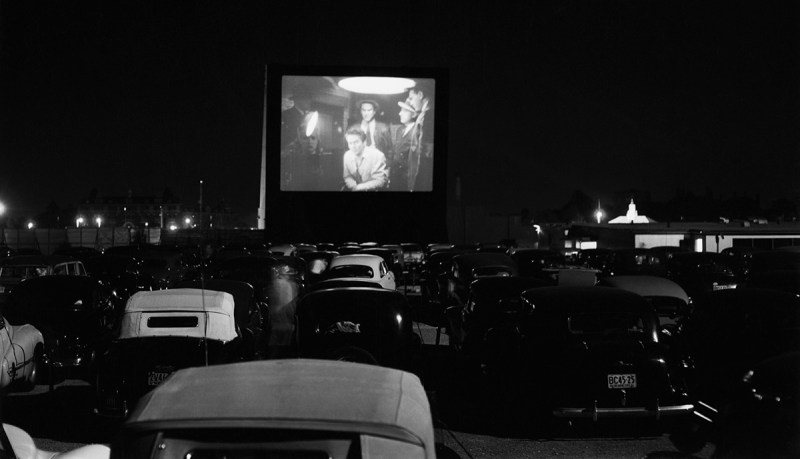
[567,312,645,335]
[147,316,200,328]
[327,265,373,279]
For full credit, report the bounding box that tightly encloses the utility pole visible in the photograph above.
[199,179,204,229]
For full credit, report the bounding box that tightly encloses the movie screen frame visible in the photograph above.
[274,70,439,193]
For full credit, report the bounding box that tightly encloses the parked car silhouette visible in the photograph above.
[295,286,420,369]
[111,359,437,459]
[94,287,262,418]
[5,275,119,383]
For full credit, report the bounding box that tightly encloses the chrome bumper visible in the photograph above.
[554,401,695,421]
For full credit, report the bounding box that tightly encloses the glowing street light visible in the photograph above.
[595,200,604,224]
[76,217,85,228]
[27,221,35,230]
[96,216,102,227]
[0,201,6,217]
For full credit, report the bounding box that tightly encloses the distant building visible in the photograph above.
[77,195,184,229]
[564,219,800,253]
[608,199,657,224]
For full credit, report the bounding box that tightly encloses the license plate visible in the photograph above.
[713,283,737,291]
[607,374,637,389]
[147,368,174,386]
[405,285,421,295]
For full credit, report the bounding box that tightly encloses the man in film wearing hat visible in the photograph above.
[389,100,433,191]
[354,99,392,159]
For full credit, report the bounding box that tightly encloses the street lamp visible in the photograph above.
[96,216,102,227]
[0,200,6,246]
[595,209,604,224]
[76,217,85,228]
[27,221,35,230]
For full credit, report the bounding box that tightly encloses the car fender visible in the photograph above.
[9,324,44,381]
[4,423,110,459]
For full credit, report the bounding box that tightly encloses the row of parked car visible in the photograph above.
[411,243,800,456]
[0,241,798,458]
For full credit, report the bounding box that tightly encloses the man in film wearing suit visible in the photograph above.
[342,125,388,191]
[354,99,392,159]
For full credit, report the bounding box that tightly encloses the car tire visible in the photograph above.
[669,419,707,454]
[328,346,378,365]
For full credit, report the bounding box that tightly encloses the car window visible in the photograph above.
[327,265,374,279]
[568,312,645,335]
[472,266,512,278]
[53,264,67,275]
[380,262,388,277]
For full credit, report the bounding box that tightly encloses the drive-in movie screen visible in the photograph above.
[280,75,435,193]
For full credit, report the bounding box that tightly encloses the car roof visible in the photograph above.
[121,289,238,341]
[599,275,689,304]
[127,359,434,455]
[0,254,79,267]
[453,252,518,270]
[521,286,653,315]
[125,289,234,315]
[329,253,383,267]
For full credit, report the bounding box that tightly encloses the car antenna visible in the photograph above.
[200,256,209,367]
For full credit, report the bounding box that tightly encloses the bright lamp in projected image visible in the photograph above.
[280,75,435,193]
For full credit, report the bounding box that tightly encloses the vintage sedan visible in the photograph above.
[510,248,565,279]
[0,314,44,392]
[325,254,396,290]
[295,286,420,369]
[445,276,549,355]
[445,252,519,308]
[712,351,800,458]
[670,287,800,453]
[598,275,690,330]
[665,252,738,298]
[489,287,693,428]
[110,359,437,459]
[93,287,258,418]
[0,255,87,305]
[83,254,157,302]
[4,275,119,383]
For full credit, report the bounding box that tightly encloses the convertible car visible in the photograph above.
[93,287,260,418]
[110,359,437,459]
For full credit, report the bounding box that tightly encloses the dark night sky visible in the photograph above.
[1,1,798,223]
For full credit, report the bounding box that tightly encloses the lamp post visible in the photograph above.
[595,200,604,224]
[0,200,6,246]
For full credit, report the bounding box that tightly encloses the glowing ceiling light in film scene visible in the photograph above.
[338,77,416,94]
